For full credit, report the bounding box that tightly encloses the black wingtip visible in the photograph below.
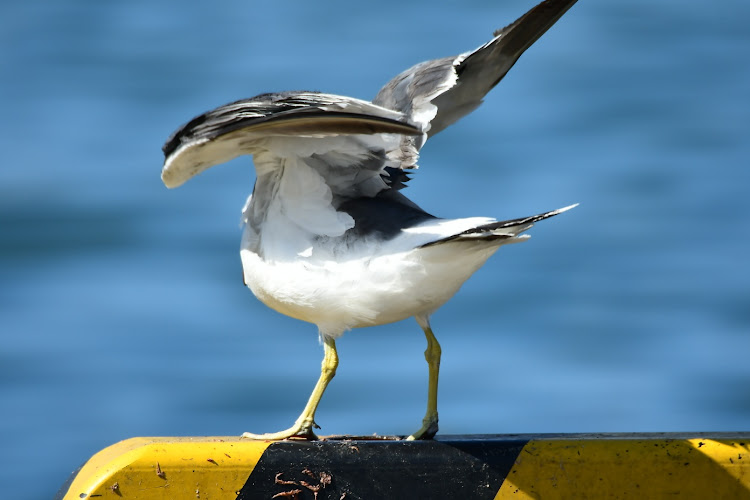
[162,113,208,158]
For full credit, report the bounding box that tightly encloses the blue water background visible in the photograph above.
[1,0,749,497]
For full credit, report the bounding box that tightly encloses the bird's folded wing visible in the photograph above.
[161,91,422,188]
[373,0,578,136]
[417,203,578,248]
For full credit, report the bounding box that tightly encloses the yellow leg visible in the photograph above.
[407,316,441,440]
[242,336,338,440]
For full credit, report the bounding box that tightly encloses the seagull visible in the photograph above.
[161,0,578,441]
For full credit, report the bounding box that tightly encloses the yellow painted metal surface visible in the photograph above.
[60,436,271,500]
[58,434,750,499]
[496,436,750,499]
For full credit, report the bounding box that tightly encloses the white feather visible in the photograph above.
[241,213,523,338]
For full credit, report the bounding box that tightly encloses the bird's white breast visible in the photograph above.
[240,220,501,338]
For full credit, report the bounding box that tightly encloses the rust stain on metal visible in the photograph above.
[274,469,333,499]
[272,489,302,499]
[274,472,298,486]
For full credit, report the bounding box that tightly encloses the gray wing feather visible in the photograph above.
[161,91,422,188]
[163,91,420,159]
[374,0,578,136]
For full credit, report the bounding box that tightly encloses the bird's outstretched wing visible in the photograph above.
[162,91,422,190]
[162,0,577,194]
[373,0,577,136]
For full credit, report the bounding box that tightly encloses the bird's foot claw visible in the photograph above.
[406,414,439,440]
[241,421,318,441]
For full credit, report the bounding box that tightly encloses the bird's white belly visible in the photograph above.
[240,242,499,338]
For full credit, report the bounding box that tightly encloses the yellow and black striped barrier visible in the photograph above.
[56,433,750,499]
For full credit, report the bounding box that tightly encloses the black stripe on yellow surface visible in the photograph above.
[54,433,750,499]
[238,435,528,499]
